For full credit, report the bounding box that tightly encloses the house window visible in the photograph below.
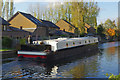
[2,25,7,31]
[17,37,19,39]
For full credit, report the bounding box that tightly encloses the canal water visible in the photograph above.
[2,41,120,79]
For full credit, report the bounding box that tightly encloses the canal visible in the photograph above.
[2,41,120,79]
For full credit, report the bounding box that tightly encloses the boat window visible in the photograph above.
[66,43,68,47]
[85,41,87,43]
[79,42,81,44]
[89,40,90,43]
[73,42,75,45]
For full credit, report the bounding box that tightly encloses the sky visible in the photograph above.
[13,0,119,25]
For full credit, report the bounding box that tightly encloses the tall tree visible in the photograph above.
[104,19,116,29]
[97,24,105,37]
[5,0,9,20]
[0,0,4,17]
[10,0,14,18]
[27,1,100,35]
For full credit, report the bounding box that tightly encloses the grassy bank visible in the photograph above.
[0,48,15,51]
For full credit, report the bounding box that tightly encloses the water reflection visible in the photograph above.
[62,55,99,78]
[105,46,118,62]
[2,41,119,78]
[2,50,99,79]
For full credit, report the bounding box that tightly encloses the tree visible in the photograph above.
[27,1,100,35]
[2,37,12,48]
[104,19,116,29]
[28,3,43,19]
[5,0,9,20]
[0,0,4,17]
[97,24,105,38]
[10,0,14,18]
[107,28,115,37]
[0,0,14,19]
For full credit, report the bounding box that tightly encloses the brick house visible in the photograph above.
[39,19,60,31]
[0,17,30,39]
[8,11,61,40]
[56,19,77,33]
[8,11,49,33]
[84,23,96,35]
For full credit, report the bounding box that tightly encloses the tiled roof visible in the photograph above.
[0,17,10,25]
[8,11,47,27]
[39,19,60,29]
[49,30,74,36]
[7,26,31,34]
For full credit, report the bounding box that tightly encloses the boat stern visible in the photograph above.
[18,51,48,61]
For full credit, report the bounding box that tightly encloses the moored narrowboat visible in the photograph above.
[18,37,99,62]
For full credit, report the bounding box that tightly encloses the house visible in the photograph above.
[56,19,77,33]
[8,11,49,33]
[49,29,75,37]
[0,17,30,39]
[0,17,10,31]
[39,19,60,31]
[84,23,96,35]
[8,11,62,40]
[8,11,49,40]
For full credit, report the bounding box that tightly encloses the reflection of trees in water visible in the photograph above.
[106,42,117,55]
[107,47,116,55]
[118,46,120,74]
[64,56,99,78]
[105,46,118,62]
[118,46,120,59]
[69,63,85,78]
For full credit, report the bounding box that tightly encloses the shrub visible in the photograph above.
[106,73,120,80]
[2,37,12,48]
[19,38,26,45]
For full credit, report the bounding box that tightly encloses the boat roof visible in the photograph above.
[44,37,97,43]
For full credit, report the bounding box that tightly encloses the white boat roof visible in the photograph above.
[44,37,97,43]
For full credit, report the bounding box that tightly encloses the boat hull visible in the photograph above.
[18,43,99,62]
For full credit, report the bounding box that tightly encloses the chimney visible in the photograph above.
[20,26,22,30]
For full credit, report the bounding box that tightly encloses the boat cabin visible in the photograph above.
[33,37,98,52]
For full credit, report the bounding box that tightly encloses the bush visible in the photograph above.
[106,73,120,80]
[19,38,26,45]
[2,37,13,48]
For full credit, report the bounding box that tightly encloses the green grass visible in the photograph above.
[0,48,15,51]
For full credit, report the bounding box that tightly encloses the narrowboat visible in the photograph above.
[18,37,99,62]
